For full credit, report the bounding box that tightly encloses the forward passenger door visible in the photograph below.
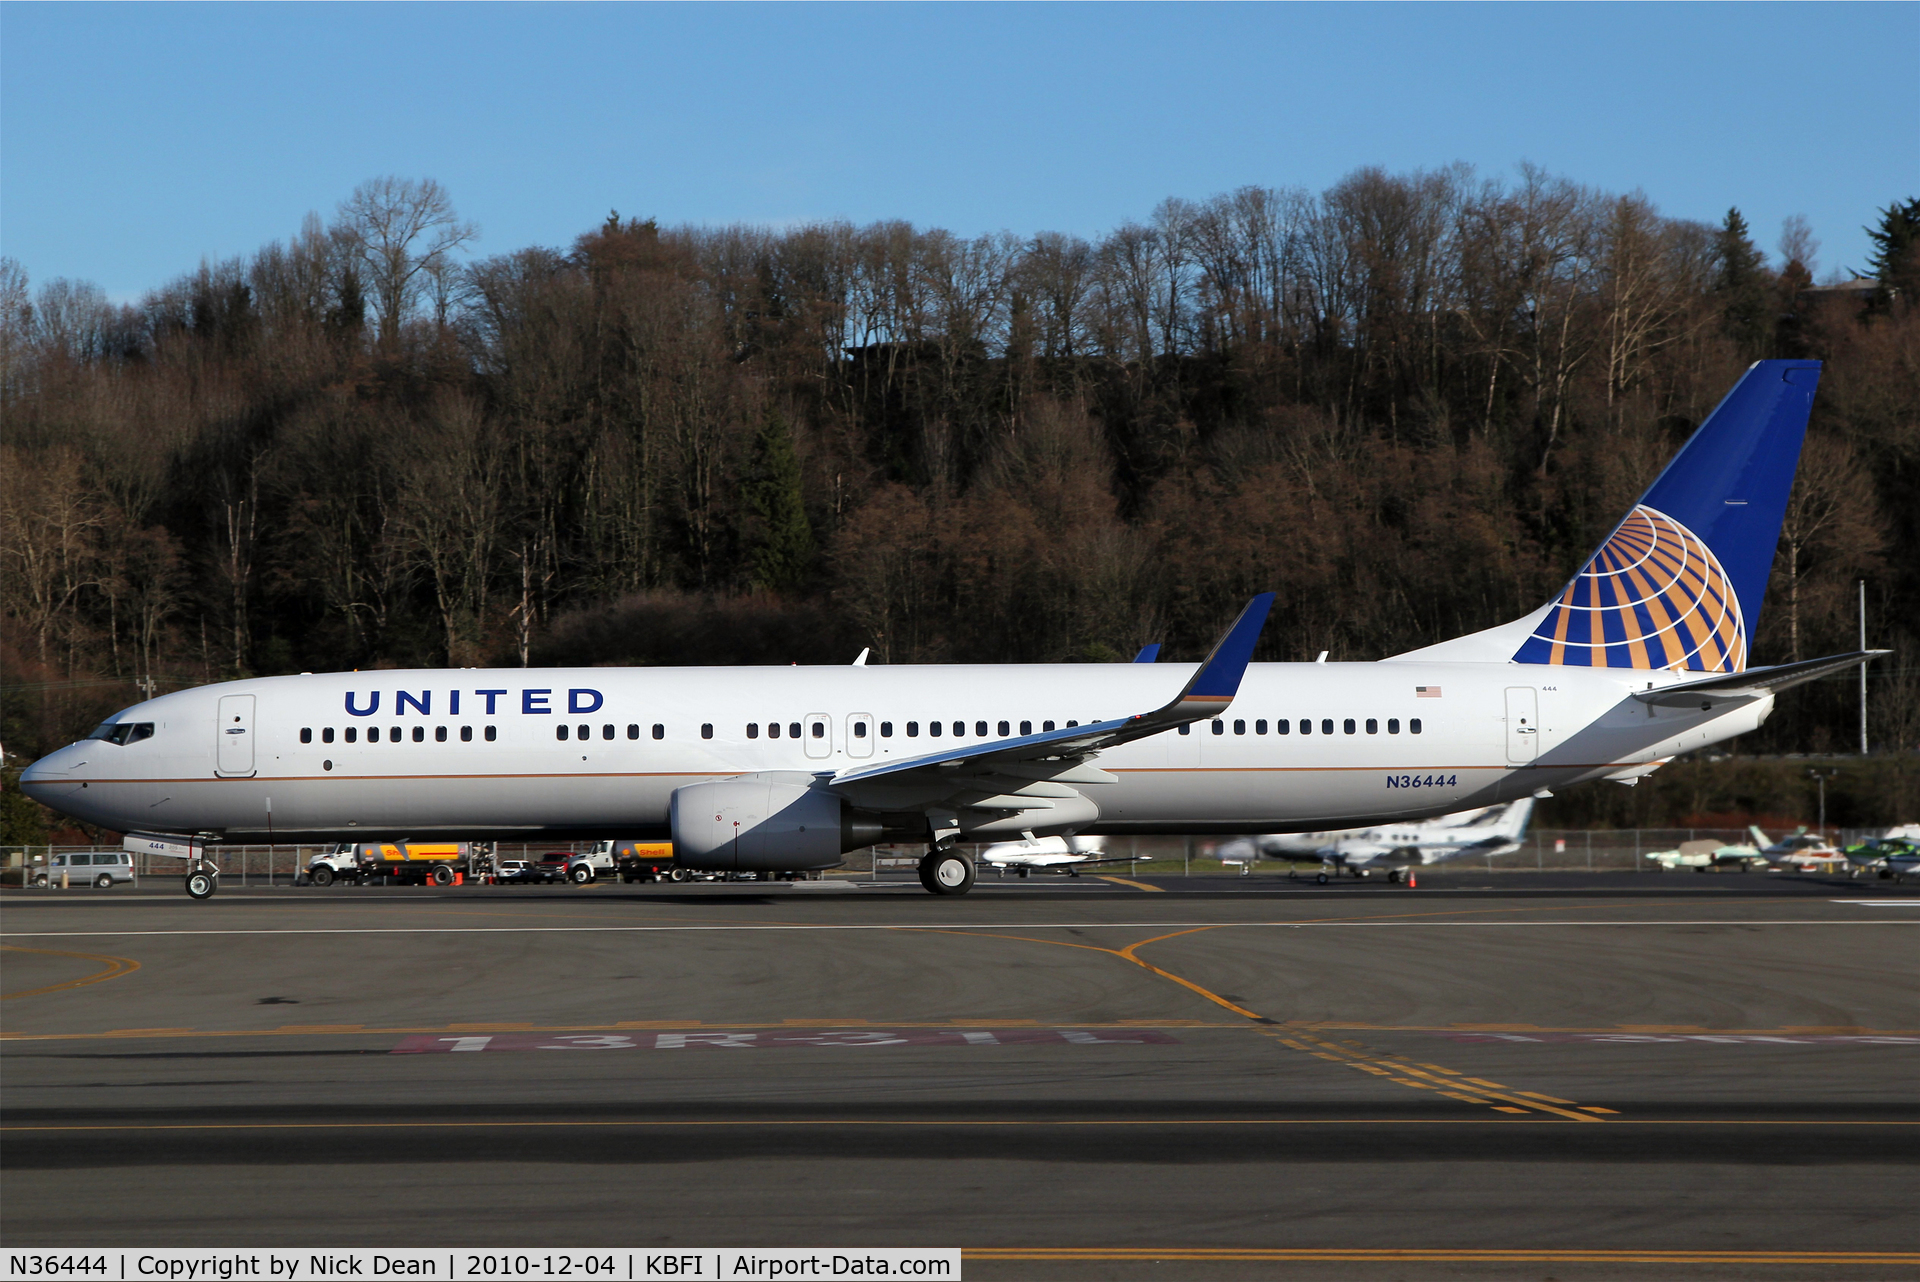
[216,694,256,777]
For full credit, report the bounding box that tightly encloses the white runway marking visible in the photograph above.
[2,920,1914,939]
[1831,900,1920,906]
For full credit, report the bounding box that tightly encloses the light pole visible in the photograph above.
[1807,767,1839,842]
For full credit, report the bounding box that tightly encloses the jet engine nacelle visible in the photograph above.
[670,775,882,871]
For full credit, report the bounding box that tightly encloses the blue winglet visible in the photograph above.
[1132,644,1162,663]
[1181,593,1275,702]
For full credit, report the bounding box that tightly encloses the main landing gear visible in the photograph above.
[918,848,976,896]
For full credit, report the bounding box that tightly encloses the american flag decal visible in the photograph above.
[1415,686,1442,698]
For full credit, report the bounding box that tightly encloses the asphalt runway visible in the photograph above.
[3,872,1917,1280]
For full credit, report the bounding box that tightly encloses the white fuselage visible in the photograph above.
[21,660,1771,845]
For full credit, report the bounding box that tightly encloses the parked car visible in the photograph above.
[31,851,134,888]
[495,859,542,884]
[533,853,573,882]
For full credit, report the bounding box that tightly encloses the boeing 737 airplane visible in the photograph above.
[21,360,1886,897]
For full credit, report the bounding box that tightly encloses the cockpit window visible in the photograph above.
[87,721,155,746]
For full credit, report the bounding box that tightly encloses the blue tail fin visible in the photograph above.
[1509,360,1820,673]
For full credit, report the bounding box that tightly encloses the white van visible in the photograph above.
[33,851,135,888]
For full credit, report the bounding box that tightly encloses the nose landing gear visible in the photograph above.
[185,859,219,900]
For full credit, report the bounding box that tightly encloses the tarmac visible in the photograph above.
[3,871,1917,1280]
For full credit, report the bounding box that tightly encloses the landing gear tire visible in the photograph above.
[1387,869,1403,884]
[185,868,217,900]
[95,874,114,889]
[569,865,593,885]
[311,866,335,887]
[432,865,456,887]
[1316,872,1329,884]
[922,850,975,896]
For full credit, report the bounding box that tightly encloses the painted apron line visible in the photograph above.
[393,1028,1181,1053]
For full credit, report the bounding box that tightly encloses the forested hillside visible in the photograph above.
[4,170,1917,766]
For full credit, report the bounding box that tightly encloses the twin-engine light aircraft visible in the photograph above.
[1219,798,1535,884]
[21,361,1888,898]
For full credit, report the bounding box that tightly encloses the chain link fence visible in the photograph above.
[2,826,1900,886]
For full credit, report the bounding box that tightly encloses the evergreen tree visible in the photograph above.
[744,409,814,593]
[1861,197,1920,309]
[1714,207,1771,356]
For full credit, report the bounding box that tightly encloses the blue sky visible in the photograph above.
[3,2,1915,301]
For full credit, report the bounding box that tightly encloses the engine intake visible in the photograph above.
[670,776,882,871]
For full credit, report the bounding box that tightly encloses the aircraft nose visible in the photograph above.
[20,746,78,787]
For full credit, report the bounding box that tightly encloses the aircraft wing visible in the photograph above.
[826,595,1272,814]
[1633,650,1889,709]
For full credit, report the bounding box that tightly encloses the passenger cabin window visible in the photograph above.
[1387,718,1400,734]
[414,726,426,742]
[1410,718,1422,734]
[907,721,920,737]
[747,723,760,739]
[853,722,867,738]
[1044,721,1056,731]
[628,724,640,739]
[323,727,335,743]
[1276,719,1289,735]
[788,722,800,738]
[1299,719,1311,735]
[577,724,590,740]
[1179,724,1190,735]
[976,721,988,737]
[1067,720,1079,728]
[436,726,448,742]
[1344,719,1356,735]
[1234,719,1246,735]
[952,721,964,736]
[1365,719,1378,734]
[345,727,358,743]
[929,721,943,737]
[557,725,570,741]
[1255,719,1267,734]
[1321,719,1334,736]
[1211,720,1224,735]
[603,725,614,740]
[1020,720,1032,735]
[301,728,313,744]
[702,724,714,740]
[810,722,824,739]
[486,726,497,741]
[998,721,1010,737]
[652,724,664,739]
[461,726,473,742]
[880,722,893,737]
[767,722,780,738]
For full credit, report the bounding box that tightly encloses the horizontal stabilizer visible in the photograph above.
[1632,650,1889,708]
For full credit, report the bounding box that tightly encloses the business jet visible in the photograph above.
[21,361,1887,898]
[976,834,1135,877]
[1218,798,1535,884]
